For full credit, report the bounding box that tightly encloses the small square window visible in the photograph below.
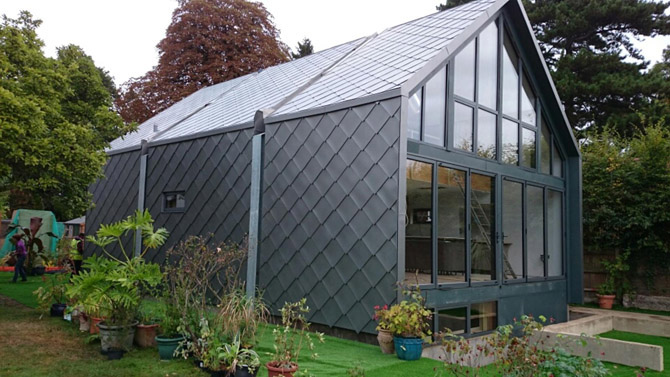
[163,192,185,212]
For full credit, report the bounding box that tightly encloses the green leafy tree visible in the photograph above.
[523,0,670,135]
[115,0,290,124]
[291,38,314,59]
[0,12,129,219]
[582,122,670,277]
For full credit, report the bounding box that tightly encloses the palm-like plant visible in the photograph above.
[67,210,168,325]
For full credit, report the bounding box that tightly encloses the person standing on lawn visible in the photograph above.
[72,233,84,274]
[10,233,27,282]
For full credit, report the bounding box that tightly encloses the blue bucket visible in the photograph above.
[393,336,423,361]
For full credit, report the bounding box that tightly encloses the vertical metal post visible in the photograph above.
[246,133,264,299]
[136,140,148,257]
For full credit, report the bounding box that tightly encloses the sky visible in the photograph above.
[1,0,669,86]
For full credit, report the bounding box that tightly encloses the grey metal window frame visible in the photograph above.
[162,191,186,213]
[433,300,499,338]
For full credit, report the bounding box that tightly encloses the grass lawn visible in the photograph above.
[574,303,670,317]
[0,271,447,377]
[599,330,670,377]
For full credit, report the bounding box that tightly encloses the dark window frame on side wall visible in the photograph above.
[435,300,498,339]
[162,191,186,213]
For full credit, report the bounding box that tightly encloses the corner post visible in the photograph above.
[135,140,149,257]
[247,111,266,299]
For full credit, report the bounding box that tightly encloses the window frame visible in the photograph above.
[434,301,499,339]
[162,191,186,213]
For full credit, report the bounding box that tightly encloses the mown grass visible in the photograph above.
[599,330,670,377]
[0,271,447,377]
[574,303,670,317]
[2,272,665,377]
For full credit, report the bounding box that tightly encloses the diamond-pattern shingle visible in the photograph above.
[259,98,401,333]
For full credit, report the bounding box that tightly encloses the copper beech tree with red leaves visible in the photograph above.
[116,0,290,124]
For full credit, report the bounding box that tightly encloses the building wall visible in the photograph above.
[260,97,401,334]
[86,150,141,258]
[143,128,254,263]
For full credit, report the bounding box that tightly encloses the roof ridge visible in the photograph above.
[265,34,375,117]
[147,73,256,143]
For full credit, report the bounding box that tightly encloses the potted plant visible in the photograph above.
[385,286,432,361]
[215,335,261,377]
[266,298,325,377]
[596,280,616,309]
[373,304,394,354]
[33,269,70,318]
[67,210,167,356]
[155,294,186,361]
[135,301,161,348]
[163,236,248,362]
[218,288,269,349]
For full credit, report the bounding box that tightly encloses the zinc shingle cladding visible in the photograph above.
[259,98,401,333]
[141,129,254,263]
[86,150,141,259]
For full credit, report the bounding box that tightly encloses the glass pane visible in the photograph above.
[477,110,496,159]
[521,128,536,169]
[437,167,466,284]
[438,307,466,335]
[478,22,498,109]
[470,173,495,282]
[502,119,518,165]
[502,180,523,280]
[502,33,519,118]
[552,142,563,177]
[547,190,563,276]
[424,66,446,146]
[454,40,476,101]
[521,74,536,125]
[407,89,422,140]
[471,302,497,334]
[176,194,186,208]
[527,185,544,278]
[540,119,551,174]
[165,194,176,208]
[454,103,474,152]
[406,160,433,285]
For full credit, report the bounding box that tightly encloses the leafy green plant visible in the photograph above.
[215,334,261,374]
[385,285,432,338]
[442,315,609,377]
[66,210,167,325]
[601,251,632,301]
[162,236,247,353]
[33,271,70,317]
[269,298,325,370]
[217,288,269,348]
[373,304,392,331]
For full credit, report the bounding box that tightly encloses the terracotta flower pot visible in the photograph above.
[90,317,103,334]
[266,361,298,377]
[597,294,616,309]
[377,329,395,354]
[134,323,159,348]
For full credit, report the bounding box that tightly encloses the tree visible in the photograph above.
[523,0,670,135]
[0,12,128,219]
[438,0,670,136]
[115,0,290,124]
[291,38,314,59]
[582,122,670,277]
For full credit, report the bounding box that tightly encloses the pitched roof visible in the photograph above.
[108,0,514,153]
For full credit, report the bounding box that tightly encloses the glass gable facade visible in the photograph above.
[405,15,570,336]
